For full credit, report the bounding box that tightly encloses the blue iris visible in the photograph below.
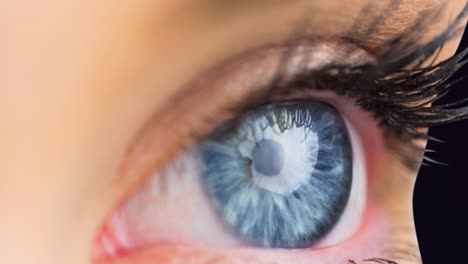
[198,101,352,248]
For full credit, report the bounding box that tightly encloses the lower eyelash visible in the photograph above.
[261,2,468,171]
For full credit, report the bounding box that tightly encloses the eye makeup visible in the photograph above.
[94,3,468,264]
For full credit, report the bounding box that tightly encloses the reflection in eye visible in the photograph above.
[198,101,354,248]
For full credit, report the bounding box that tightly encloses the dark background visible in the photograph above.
[414,26,468,263]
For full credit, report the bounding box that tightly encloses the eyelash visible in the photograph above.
[233,3,468,171]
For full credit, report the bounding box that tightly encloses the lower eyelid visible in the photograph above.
[95,205,390,264]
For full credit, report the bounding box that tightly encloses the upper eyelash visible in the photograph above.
[243,2,468,171]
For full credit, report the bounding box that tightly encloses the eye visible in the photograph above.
[89,4,468,262]
[94,93,378,258]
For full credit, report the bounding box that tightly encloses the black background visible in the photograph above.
[414,26,468,263]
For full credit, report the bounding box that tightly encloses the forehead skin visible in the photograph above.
[2,1,467,264]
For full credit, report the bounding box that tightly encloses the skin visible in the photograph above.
[3,0,467,264]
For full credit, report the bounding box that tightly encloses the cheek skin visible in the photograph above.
[96,205,390,264]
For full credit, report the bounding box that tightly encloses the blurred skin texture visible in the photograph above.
[2,1,467,264]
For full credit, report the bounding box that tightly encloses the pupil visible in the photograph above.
[252,139,285,176]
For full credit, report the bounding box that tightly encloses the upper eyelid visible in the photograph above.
[112,41,375,211]
[146,1,468,135]
[131,2,468,167]
[119,34,464,198]
[112,39,370,204]
[145,1,465,130]
[116,26,455,195]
